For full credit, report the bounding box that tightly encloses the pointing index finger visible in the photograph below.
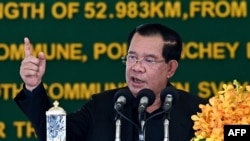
[24,37,32,57]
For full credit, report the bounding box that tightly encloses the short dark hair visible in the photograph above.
[127,23,182,62]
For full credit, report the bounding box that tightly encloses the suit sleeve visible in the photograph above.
[14,83,52,141]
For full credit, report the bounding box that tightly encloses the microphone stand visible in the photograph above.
[115,116,122,141]
[163,119,169,141]
[163,112,170,141]
[138,112,146,141]
[114,108,141,141]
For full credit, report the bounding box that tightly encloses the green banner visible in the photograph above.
[0,0,249,140]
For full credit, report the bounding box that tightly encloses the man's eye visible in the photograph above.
[144,59,155,63]
[128,55,137,60]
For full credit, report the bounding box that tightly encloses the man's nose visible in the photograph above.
[131,60,145,72]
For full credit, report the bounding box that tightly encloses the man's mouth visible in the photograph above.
[132,77,144,83]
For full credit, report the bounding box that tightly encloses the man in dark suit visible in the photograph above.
[15,23,207,141]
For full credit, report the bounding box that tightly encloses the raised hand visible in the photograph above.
[19,37,46,91]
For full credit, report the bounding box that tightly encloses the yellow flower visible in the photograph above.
[191,80,250,141]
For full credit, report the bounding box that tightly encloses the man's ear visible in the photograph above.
[167,60,178,78]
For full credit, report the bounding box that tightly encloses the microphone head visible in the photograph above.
[114,88,133,110]
[136,88,155,107]
[160,86,179,105]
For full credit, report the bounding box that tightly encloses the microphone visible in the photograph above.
[160,87,178,111]
[113,88,133,141]
[114,88,133,111]
[160,87,178,141]
[136,88,155,141]
[136,88,155,113]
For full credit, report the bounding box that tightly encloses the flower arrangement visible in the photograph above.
[191,80,250,141]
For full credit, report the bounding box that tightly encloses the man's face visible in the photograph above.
[126,33,171,97]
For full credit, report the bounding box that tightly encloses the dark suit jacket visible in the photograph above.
[14,83,207,141]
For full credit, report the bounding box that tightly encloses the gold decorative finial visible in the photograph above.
[233,79,239,94]
[53,100,59,107]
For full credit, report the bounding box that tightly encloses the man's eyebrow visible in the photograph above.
[127,51,159,58]
[127,51,136,54]
[144,54,158,58]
